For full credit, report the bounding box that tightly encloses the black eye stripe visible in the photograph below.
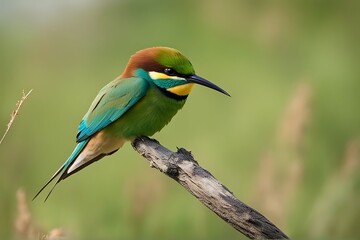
[164,68,189,78]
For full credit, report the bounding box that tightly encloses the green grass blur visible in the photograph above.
[1,0,360,239]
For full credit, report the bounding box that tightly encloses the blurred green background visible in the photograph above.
[1,0,360,239]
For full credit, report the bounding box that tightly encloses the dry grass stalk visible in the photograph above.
[15,188,42,239]
[15,189,65,240]
[309,139,360,237]
[0,89,33,145]
[340,139,360,178]
[253,82,311,228]
[278,82,311,148]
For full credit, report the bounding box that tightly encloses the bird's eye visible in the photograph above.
[164,68,176,76]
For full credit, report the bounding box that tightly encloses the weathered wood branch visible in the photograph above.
[131,136,289,239]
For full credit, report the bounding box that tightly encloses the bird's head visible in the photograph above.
[121,47,230,99]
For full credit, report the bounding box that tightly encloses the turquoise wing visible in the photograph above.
[76,77,148,142]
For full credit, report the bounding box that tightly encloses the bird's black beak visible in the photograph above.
[186,74,230,96]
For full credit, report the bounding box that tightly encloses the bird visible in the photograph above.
[33,47,230,201]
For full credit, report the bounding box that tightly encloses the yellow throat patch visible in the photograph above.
[167,83,194,96]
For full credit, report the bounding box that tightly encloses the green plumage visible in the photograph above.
[156,48,195,75]
[34,47,229,201]
[105,84,185,139]
[76,76,148,142]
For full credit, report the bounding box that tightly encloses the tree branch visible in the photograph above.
[131,136,289,239]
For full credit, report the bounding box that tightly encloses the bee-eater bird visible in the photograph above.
[34,47,229,201]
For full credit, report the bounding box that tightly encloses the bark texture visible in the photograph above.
[132,136,289,239]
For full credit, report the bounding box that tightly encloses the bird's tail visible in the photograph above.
[33,139,89,202]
